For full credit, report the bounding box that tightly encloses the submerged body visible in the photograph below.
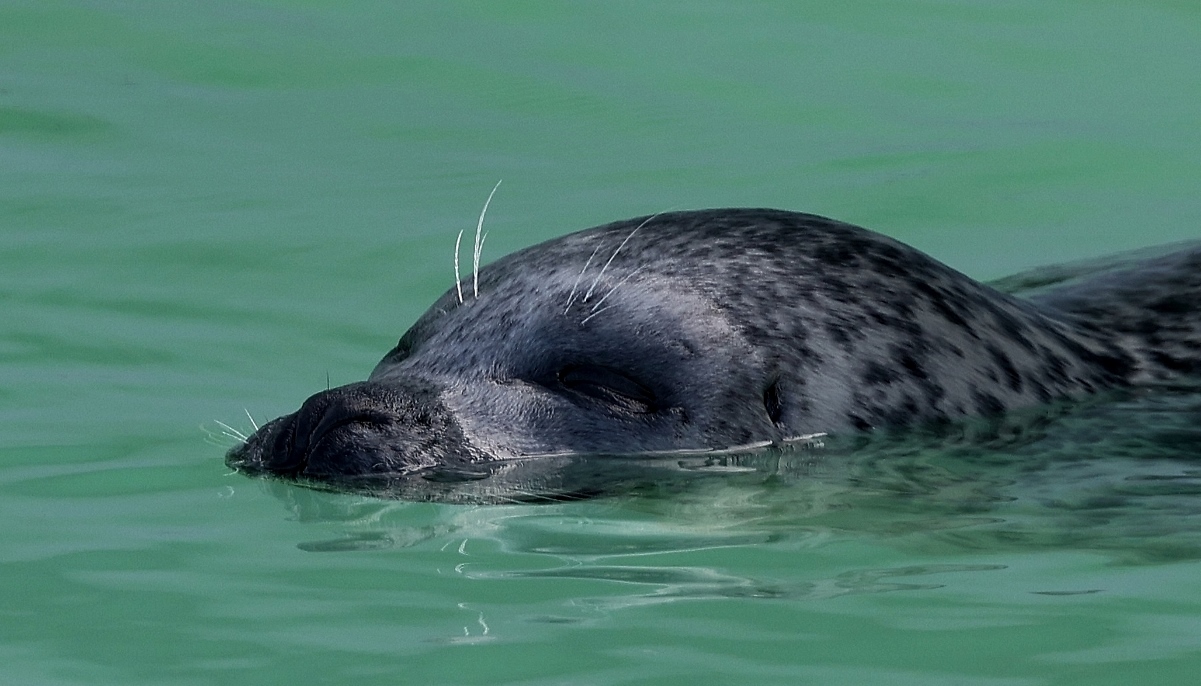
[227,209,1201,487]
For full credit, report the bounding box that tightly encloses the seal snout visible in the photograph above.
[225,379,473,481]
[282,383,398,476]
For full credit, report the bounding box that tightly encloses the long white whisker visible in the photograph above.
[584,212,659,302]
[214,420,248,442]
[201,425,238,447]
[202,435,229,448]
[453,228,465,305]
[564,244,603,314]
[473,180,502,299]
[589,266,645,314]
[244,408,259,431]
[580,304,614,325]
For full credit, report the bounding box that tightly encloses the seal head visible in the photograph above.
[226,209,1200,486]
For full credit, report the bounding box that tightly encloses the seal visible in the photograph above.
[226,209,1201,489]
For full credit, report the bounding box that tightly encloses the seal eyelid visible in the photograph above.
[557,364,658,414]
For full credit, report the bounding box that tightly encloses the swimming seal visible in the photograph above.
[226,209,1201,489]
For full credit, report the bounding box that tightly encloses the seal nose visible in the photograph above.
[228,379,473,480]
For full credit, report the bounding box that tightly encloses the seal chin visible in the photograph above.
[226,380,474,481]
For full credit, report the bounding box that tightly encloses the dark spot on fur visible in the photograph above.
[1032,379,1052,403]
[991,307,1037,352]
[884,395,920,425]
[922,380,946,405]
[913,281,973,332]
[1088,350,1135,379]
[813,242,861,268]
[1149,294,1193,315]
[825,320,853,348]
[862,361,899,384]
[898,352,927,380]
[973,391,1005,416]
[1151,351,1193,373]
[1041,353,1069,385]
[986,344,1023,393]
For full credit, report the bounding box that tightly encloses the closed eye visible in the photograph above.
[557,364,658,414]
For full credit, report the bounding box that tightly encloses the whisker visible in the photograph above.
[564,243,603,314]
[584,212,660,302]
[589,265,645,314]
[579,304,614,325]
[202,434,232,448]
[478,230,489,274]
[473,180,502,299]
[453,228,466,304]
[200,424,238,446]
[244,408,259,431]
[214,420,248,442]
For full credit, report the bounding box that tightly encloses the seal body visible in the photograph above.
[226,209,1201,484]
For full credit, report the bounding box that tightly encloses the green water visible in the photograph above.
[3,1,1201,683]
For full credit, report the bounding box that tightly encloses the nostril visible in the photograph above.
[259,413,303,475]
[263,383,410,477]
[307,409,395,454]
[270,392,390,477]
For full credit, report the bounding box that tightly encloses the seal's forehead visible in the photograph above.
[392,257,746,381]
[467,262,725,337]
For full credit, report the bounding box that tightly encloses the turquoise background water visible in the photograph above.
[3,1,1201,683]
